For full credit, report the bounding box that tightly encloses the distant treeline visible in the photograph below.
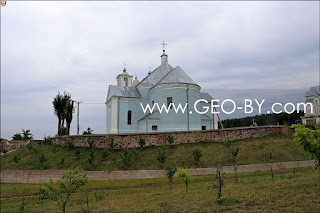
[221,111,304,128]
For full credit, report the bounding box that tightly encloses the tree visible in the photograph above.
[291,124,320,169]
[120,149,133,170]
[38,168,88,213]
[192,148,202,165]
[64,100,75,135]
[139,137,146,148]
[166,133,174,146]
[22,129,33,141]
[177,167,191,193]
[12,133,23,140]
[156,145,168,163]
[53,91,72,136]
[165,166,177,190]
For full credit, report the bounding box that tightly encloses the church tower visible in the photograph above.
[116,67,133,87]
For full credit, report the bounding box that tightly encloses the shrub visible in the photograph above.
[165,166,177,190]
[94,190,105,201]
[43,135,52,145]
[156,145,168,163]
[177,167,191,193]
[75,150,81,160]
[13,155,20,164]
[38,168,88,213]
[101,150,110,160]
[87,151,95,169]
[26,143,33,153]
[60,157,65,165]
[87,139,95,149]
[120,149,132,170]
[83,127,93,135]
[39,154,47,167]
[66,140,74,149]
[166,133,174,146]
[139,137,146,148]
[192,148,202,165]
[217,196,238,205]
[2,149,7,154]
[109,137,115,150]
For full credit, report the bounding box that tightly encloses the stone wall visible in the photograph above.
[0,140,41,152]
[51,126,288,149]
[0,160,314,183]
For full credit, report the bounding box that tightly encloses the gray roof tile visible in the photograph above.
[107,85,142,102]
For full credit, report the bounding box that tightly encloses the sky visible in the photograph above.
[1,1,319,139]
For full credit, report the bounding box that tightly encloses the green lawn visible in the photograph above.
[1,167,319,212]
[1,134,310,171]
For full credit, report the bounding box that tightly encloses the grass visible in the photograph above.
[0,167,319,212]
[0,133,310,171]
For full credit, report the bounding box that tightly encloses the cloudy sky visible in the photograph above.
[1,1,319,139]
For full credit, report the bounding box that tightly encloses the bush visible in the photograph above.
[39,154,47,167]
[13,155,20,163]
[120,149,132,170]
[139,137,146,148]
[192,148,202,164]
[75,150,81,160]
[156,145,168,163]
[60,157,65,165]
[26,144,33,153]
[87,139,95,149]
[83,127,93,135]
[101,150,110,160]
[2,149,7,154]
[66,140,74,149]
[109,137,115,150]
[166,133,174,146]
[43,136,52,145]
[217,196,238,205]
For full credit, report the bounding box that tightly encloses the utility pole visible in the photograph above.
[186,85,189,131]
[77,101,82,135]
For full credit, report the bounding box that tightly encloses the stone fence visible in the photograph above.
[0,160,314,183]
[0,140,41,152]
[51,126,288,149]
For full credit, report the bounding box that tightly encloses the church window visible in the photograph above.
[202,126,206,130]
[124,77,128,86]
[152,101,154,106]
[127,110,132,125]
[152,125,158,131]
[167,97,172,107]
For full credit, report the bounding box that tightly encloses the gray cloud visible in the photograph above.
[1,1,319,139]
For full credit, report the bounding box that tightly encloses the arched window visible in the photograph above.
[124,77,128,86]
[127,110,132,125]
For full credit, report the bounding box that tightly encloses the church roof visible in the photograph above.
[156,66,197,86]
[200,92,213,102]
[305,86,320,97]
[136,64,173,86]
[107,85,142,102]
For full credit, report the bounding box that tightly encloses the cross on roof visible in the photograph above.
[160,41,167,51]
[123,62,127,68]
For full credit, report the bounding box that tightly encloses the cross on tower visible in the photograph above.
[160,41,167,52]
[123,62,127,68]
[148,66,152,74]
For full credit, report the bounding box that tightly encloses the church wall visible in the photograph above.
[118,98,143,133]
[149,84,202,132]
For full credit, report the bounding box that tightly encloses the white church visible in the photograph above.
[105,43,218,134]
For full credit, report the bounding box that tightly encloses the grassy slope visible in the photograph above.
[0,134,310,171]
[1,167,319,212]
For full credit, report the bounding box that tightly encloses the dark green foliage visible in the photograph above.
[157,145,168,163]
[291,124,320,169]
[75,150,81,160]
[120,149,133,170]
[166,133,174,146]
[2,149,7,154]
[66,140,74,149]
[26,144,33,153]
[87,151,95,169]
[139,137,146,148]
[109,137,115,150]
[43,136,52,145]
[192,148,202,164]
[12,133,23,140]
[38,168,88,213]
[39,154,47,167]
[222,111,304,128]
[93,190,105,201]
[165,166,177,190]
[13,155,20,164]
[83,128,93,135]
[101,150,110,160]
[60,157,65,165]
[87,140,95,149]
[231,148,239,162]
[22,129,33,141]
